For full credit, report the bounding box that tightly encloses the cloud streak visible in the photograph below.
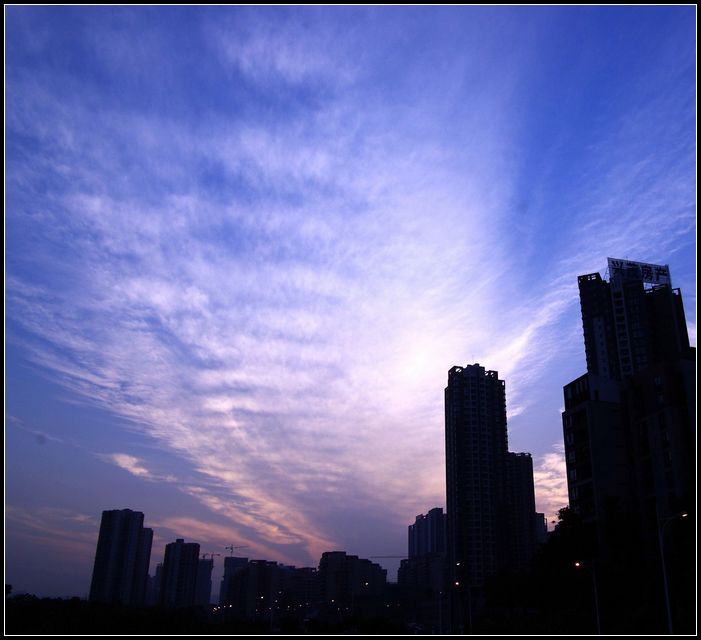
[100,453,178,483]
[532,443,570,526]
[6,8,695,575]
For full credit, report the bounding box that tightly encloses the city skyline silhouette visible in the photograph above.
[5,6,696,622]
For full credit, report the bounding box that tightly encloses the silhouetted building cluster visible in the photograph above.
[562,258,695,632]
[216,551,386,620]
[82,258,693,634]
[88,509,387,622]
[318,551,387,602]
[89,511,211,609]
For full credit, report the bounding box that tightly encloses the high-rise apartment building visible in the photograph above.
[562,372,629,530]
[408,507,446,558]
[563,258,695,632]
[88,508,153,607]
[159,538,200,608]
[229,559,281,618]
[578,259,689,381]
[399,508,447,596]
[219,556,249,606]
[504,452,538,573]
[445,364,508,591]
[445,364,538,619]
[195,557,214,606]
[564,259,694,531]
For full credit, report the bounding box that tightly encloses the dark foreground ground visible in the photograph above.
[6,593,685,636]
[5,596,411,635]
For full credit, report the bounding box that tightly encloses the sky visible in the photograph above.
[5,6,696,599]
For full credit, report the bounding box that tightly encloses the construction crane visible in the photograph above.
[225,544,249,556]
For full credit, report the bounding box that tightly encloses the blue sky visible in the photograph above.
[5,6,696,597]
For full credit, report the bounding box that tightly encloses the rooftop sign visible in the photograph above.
[607,258,671,286]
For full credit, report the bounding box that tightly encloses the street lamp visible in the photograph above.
[452,560,473,635]
[574,560,601,634]
[658,511,688,635]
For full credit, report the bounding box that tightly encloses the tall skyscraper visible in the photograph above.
[445,363,538,625]
[88,508,153,607]
[563,258,695,632]
[159,538,200,608]
[564,259,694,531]
[577,258,689,381]
[445,365,508,592]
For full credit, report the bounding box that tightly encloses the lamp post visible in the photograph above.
[574,561,601,634]
[657,511,688,635]
[453,560,470,635]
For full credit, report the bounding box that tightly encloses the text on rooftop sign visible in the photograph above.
[607,258,671,285]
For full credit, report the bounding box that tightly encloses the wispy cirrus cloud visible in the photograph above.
[211,8,359,86]
[6,8,695,576]
[6,70,516,563]
[5,505,99,557]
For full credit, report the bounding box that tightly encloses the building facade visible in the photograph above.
[504,452,538,573]
[445,363,539,629]
[564,259,694,530]
[408,507,446,558]
[318,551,386,604]
[219,556,249,606]
[88,508,153,607]
[399,507,447,596]
[562,258,695,632]
[195,558,214,606]
[220,558,320,619]
[159,538,200,608]
[577,259,688,382]
[445,364,508,592]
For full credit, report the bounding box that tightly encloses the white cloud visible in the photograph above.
[532,442,569,527]
[211,10,358,86]
[101,453,178,484]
